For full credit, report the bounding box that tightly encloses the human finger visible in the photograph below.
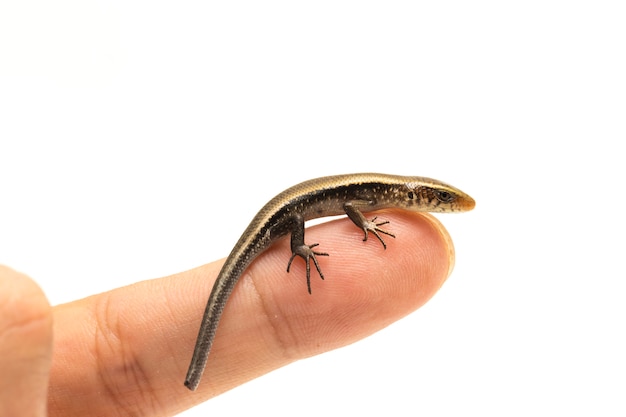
[0,265,53,417]
[47,211,454,416]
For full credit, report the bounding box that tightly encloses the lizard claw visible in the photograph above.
[286,243,329,294]
[362,216,396,249]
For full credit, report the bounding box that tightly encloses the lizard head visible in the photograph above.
[405,178,475,213]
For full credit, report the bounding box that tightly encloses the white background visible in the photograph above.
[1,1,624,415]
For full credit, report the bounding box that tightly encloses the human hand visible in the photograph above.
[1,211,455,416]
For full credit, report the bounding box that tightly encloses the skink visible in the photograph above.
[185,173,475,390]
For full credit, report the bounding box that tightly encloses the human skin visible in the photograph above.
[0,211,455,417]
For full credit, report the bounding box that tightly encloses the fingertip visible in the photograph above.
[417,212,456,280]
[233,210,458,362]
[353,211,455,301]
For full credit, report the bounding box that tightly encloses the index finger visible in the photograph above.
[47,211,455,416]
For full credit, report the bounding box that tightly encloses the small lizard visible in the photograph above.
[185,173,475,390]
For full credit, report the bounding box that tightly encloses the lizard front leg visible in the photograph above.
[343,201,396,249]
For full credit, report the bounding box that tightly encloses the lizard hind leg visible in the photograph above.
[285,213,329,294]
[286,243,329,294]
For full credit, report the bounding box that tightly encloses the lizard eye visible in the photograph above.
[435,190,455,203]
